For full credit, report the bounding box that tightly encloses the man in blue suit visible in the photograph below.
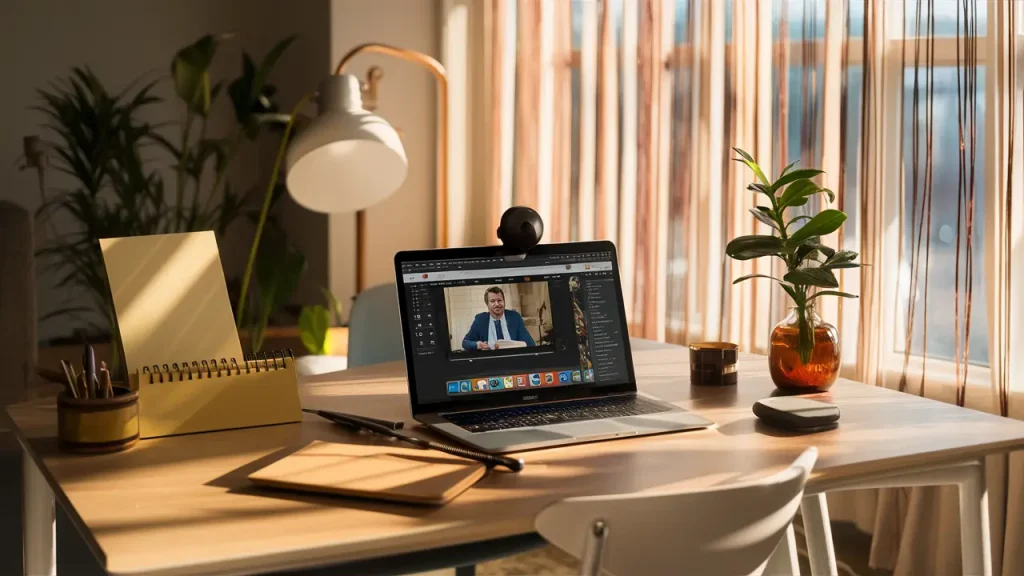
[462,286,536,350]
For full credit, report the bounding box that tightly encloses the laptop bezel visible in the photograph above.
[394,241,637,416]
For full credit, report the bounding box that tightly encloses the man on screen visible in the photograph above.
[462,286,536,350]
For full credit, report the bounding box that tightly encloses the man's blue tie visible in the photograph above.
[494,318,502,338]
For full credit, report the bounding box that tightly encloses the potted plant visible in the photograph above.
[32,34,303,372]
[726,148,861,391]
[295,289,347,376]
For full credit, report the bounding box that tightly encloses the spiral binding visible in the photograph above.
[140,349,295,384]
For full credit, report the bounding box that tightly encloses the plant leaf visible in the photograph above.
[749,207,779,230]
[299,304,330,355]
[252,35,296,102]
[787,209,847,244]
[725,235,786,260]
[770,168,824,193]
[823,250,858,267]
[171,34,221,116]
[733,147,771,186]
[824,262,862,269]
[779,160,799,178]
[778,179,835,210]
[783,268,840,288]
[807,290,859,301]
[732,273,785,285]
[786,214,813,228]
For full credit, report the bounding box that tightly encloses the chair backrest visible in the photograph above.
[535,447,818,576]
[0,201,36,406]
[346,283,405,368]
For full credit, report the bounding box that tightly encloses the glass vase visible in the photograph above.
[768,306,840,391]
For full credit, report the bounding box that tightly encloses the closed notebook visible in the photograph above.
[249,440,488,505]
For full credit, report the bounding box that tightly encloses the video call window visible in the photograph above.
[444,281,554,357]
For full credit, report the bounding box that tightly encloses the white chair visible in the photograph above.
[347,283,405,368]
[535,447,818,576]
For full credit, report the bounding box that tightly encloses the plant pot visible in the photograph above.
[768,306,840,392]
[294,355,349,377]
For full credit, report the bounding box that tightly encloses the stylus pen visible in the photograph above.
[304,408,405,431]
[305,409,525,472]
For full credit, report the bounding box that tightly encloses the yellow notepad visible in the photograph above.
[100,231,242,371]
[249,440,488,505]
[100,231,301,438]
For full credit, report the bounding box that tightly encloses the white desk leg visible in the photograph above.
[800,493,837,576]
[23,450,56,576]
[761,523,800,575]
[959,460,991,576]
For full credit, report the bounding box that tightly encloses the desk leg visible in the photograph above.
[801,494,837,576]
[761,523,799,575]
[959,460,991,576]
[22,450,55,576]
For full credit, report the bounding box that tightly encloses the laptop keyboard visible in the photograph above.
[442,395,672,433]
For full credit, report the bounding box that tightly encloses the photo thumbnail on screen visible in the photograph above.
[444,281,554,354]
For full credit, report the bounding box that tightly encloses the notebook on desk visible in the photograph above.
[248,440,488,505]
[99,231,302,438]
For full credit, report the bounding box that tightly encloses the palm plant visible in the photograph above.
[33,35,303,369]
[725,148,861,364]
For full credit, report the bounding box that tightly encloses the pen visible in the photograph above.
[59,360,78,399]
[303,408,404,431]
[83,344,96,399]
[304,409,525,472]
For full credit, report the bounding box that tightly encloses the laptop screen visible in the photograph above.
[397,243,634,410]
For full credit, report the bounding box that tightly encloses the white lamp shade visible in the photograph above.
[286,74,408,214]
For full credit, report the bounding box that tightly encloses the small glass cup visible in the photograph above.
[689,342,739,386]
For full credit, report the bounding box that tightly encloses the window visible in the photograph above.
[891,0,991,369]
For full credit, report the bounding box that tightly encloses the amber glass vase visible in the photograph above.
[768,306,840,391]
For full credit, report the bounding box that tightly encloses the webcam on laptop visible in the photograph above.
[497,206,544,261]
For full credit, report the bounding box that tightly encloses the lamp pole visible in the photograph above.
[337,43,449,293]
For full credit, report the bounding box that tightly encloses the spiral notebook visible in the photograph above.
[100,231,302,438]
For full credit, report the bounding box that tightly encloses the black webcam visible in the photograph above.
[496,206,544,259]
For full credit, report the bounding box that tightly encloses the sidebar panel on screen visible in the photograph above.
[578,273,628,382]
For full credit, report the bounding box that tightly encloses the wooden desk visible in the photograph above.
[7,341,1024,576]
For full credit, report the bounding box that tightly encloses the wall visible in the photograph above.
[328,0,439,315]
[0,0,330,341]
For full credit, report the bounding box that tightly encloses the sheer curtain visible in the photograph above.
[459,1,1024,573]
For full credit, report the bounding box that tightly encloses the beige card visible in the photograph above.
[249,440,488,505]
[99,231,242,374]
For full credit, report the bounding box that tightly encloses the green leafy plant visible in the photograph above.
[33,34,298,367]
[299,288,344,356]
[726,148,861,364]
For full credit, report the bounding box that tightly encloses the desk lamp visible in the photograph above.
[237,44,447,323]
[286,43,449,292]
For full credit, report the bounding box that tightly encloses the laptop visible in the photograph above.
[394,240,713,453]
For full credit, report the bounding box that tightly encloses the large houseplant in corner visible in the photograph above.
[33,34,303,370]
[726,148,861,391]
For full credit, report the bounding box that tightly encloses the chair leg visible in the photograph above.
[761,523,800,575]
[959,460,992,576]
[801,493,837,576]
[580,520,608,576]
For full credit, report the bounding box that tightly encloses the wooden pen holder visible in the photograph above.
[58,386,140,454]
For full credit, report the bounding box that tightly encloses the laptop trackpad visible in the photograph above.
[546,419,637,439]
